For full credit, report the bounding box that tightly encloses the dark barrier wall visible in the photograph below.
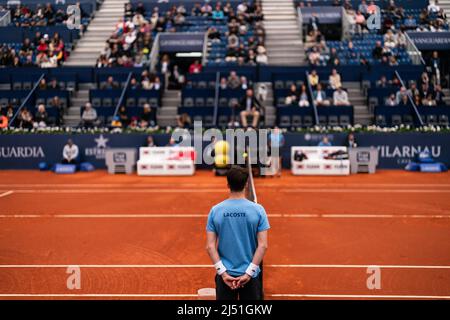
[1,132,449,170]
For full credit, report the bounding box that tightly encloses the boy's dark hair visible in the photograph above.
[227,166,249,192]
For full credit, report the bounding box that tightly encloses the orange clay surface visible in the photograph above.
[0,170,449,299]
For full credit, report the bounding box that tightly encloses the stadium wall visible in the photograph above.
[0,132,449,170]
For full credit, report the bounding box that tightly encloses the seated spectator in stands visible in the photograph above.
[407,83,420,98]
[219,77,228,90]
[18,107,33,129]
[396,86,408,104]
[318,136,332,147]
[396,29,407,48]
[372,41,383,61]
[314,83,330,106]
[168,65,184,90]
[376,75,388,88]
[62,139,79,164]
[413,94,422,106]
[189,60,202,74]
[38,78,47,90]
[285,84,299,105]
[329,69,342,90]
[201,1,213,16]
[384,30,397,49]
[386,94,398,106]
[422,93,437,106]
[19,38,34,58]
[428,0,441,13]
[48,78,60,90]
[420,82,433,100]
[48,96,64,125]
[354,10,366,34]
[309,70,319,89]
[139,103,156,128]
[118,106,129,127]
[308,47,321,65]
[434,85,446,105]
[81,102,98,128]
[404,15,417,29]
[333,87,350,106]
[101,76,119,89]
[399,94,410,107]
[212,3,224,20]
[129,77,140,90]
[256,46,268,65]
[298,85,310,107]
[227,71,241,89]
[239,89,262,128]
[240,76,249,90]
[111,116,122,128]
[34,104,49,128]
[177,113,192,129]
[0,109,7,128]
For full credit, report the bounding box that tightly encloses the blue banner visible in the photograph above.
[407,32,450,51]
[1,132,450,170]
[300,7,342,24]
[159,33,205,52]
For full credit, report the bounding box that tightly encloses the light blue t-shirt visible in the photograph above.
[206,198,270,277]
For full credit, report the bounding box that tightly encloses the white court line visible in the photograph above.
[0,293,448,299]
[5,188,450,194]
[1,264,449,269]
[2,183,450,188]
[0,213,449,219]
[0,191,13,198]
[269,294,450,299]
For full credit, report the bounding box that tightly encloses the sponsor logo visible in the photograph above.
[0,146,45,158]
[85,135,109,160]
[378,145,441,164]
[113,152,127,163]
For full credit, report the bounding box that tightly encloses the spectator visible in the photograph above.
[189,60,202,74]
[308,70,319,89]
[147,135,157,147]
[313,83,330,106]
[48,78,60,90]
[34,104,48,128]
[318,136,332,147]
[422,93,437,106]
[372,41,383,60]
[62,139,79,164]
[333,87,350,106]
[386,94,398,106]
[298,85,310,107]
[346,133,357,148]
[139,103,156,128]
[101,76,119,89]
[0,107,8,128]
[285,84,299,105]
[81,102,98,128]
[118,105,129,126]
[434,85,446,105]
[399,94,410,106]
[227,71,241,89]
[48,96,64,125]
[17,107,33,129]
[177,112,192,128]
[396,86,408,104]
[407,83,420,97]
[376,75,388,88]
[329,69,342,90]
[239,88,262,128]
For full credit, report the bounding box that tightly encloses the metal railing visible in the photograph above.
[305,71,319,126]
[112,72,133,119]
[212,72,220,127]
[0,10,11,26]
[9,74,45,128]
[202,31,209,66]
[405,32,426,66]
[395,70,424,126]
[297,7,303,42]
[149,33,161,72]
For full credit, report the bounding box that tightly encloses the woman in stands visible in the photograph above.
[285,84,299,106]
[18,108,33,129]
[298,85,310,107]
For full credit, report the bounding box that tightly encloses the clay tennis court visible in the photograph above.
[0,170,449,299]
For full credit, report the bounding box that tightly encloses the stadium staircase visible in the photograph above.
[66,0,127,66]
[441,0,450,20]
[158,90,181,128]
[261,0,306,65]
[344,82,373,126]
[64,84,92,127]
